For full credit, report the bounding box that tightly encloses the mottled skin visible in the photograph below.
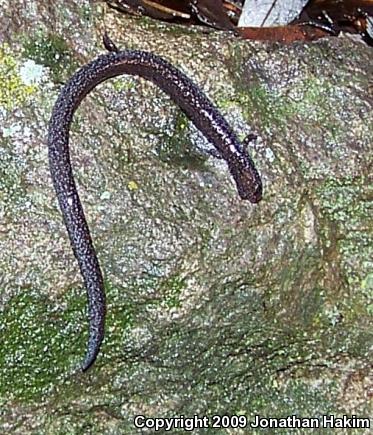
[48,48,262,371]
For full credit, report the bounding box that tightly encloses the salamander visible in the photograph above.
[47,38,262,371]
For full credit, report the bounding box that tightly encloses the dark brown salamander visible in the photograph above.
[48,40,262,371]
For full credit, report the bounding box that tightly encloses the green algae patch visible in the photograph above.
[99,280,136,367]
[0,287,89,402]
[22,32,77,83]
[239,85,295,132]
[0,291,64,401]
[160,275,186,309]
[156,112,208,170]
[111,76,136,93]
[0,45,36,111]
[0,279,142,403]
[236,78,341,140]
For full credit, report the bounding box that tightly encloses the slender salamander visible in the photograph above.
[47,39,262,371]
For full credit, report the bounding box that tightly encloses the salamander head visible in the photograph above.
[228,154,262,204]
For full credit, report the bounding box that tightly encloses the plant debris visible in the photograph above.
[105,0,373,44]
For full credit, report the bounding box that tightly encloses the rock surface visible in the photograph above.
[0,0,372,433]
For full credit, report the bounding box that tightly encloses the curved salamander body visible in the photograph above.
[48,48,262,371]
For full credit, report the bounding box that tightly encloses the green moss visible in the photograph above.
[239,78,341,139]
[0,286,94,401]
[96,278,156,367]
[238,85,294,132]
[0,45,36,110]
[156,112,208,170]
[312,176,372,325]
[291,78,343,141]
[160,275,186,309]
[79,3,93,23]
[0,290,79,401]
[111,77,136,92]
[22,31,77,82]
[229,47,345,141]
[0,278,140,402]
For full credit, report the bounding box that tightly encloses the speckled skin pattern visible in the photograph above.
[48,49,262,371]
